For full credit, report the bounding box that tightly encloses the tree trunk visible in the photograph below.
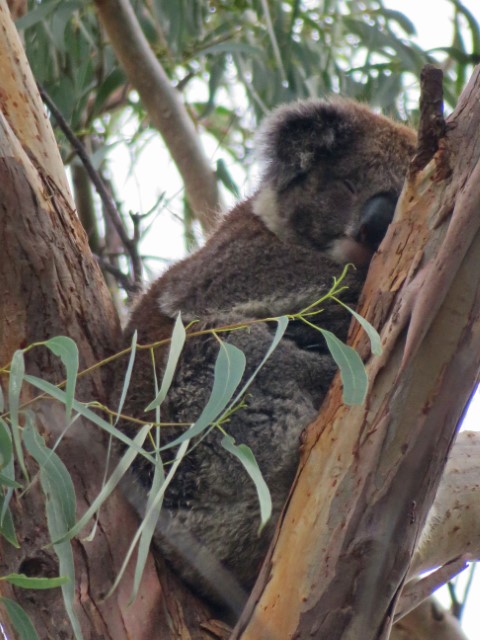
[1,2,480,639]
[0,3,218,638]
[233,65,480,640]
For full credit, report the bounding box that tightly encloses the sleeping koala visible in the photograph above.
[116,98,416,614]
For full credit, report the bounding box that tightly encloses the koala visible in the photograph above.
[116,98,416,615]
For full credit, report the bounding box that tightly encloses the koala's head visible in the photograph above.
[252,98,416,261]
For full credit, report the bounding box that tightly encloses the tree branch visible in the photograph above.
[411,64,446,173]
[38,85,143,290]
[94,0,222,233]
[233,64,480,640]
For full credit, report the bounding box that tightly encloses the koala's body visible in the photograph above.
[117,99,416,614]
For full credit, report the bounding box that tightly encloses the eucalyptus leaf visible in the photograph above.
[115,330,138,423]
[23,375,155,465]
[0,597,40,640]
[131,447,165,602]
[22,419,83,640]
[0,497,19,547]
[159,340,246,451]
[146,313,186,411]
[1,573,67,590]
[0,418,12,470]
[8,350,27,478]
[43,336,79,423]
[319,329,368,405]
[107,439,188,599]
[58,424,151,542]
[221,434,272,531]
[335,301,382,356]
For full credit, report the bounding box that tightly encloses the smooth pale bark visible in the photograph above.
[233,66,480,640]
[391,597,468,640]
[412,430,480,578]
[94,0,222,233]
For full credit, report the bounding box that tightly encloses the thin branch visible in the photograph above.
[260,0,288,86]
[38,84,143,290]
[411,64,446,172]
[95,255,135,293]
[395,557,468,622]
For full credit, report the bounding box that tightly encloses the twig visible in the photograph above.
[411,64,446,172]
[95,255,136,294]
[395,556,468,622]
[37,83,143,289]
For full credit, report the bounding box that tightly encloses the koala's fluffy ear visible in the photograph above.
[257,99,355,189]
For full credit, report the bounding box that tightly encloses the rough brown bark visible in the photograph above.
[0,3,218,638]
[233,66,480,640]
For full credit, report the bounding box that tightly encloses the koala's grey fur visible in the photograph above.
[115,98,416,615]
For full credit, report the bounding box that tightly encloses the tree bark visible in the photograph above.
[2,2,480,638]
[233,66,480,640]
[93,0,222,233]
[0,3,218,638]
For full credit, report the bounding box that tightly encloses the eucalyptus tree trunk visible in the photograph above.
[0,3,216,638]
[1,2,479,639]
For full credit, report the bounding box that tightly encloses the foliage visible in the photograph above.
[16,0,480,277]
[0,271,379,635]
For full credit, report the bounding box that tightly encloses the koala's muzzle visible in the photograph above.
[355,192,398,251]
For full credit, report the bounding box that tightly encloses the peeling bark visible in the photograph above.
[233,66,480,640]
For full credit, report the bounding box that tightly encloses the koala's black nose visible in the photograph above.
[356,193,398,251]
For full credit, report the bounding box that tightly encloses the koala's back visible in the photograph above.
[116,98,416,615]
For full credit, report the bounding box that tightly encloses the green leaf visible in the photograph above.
[335,301,382,356]
[221,434,272,532]
[160,339,246,451]
[1,573,68,589]
[380,9,416,36]
[23,375,155,465]
[94,68,127,114]
[22,419,83,640]
[23,422,76,531]
[197,41,262,58]
[319,329,368,405]
[0,418,13,470]
[0,424,16,528]
[131,447,165,602]
[451,0,480,53]
[115,330,138,422]
[107,439,189,599]
[145,313,186,411]
[216,159,240,198]
[15,0,60,30]
[0,473,22,489]
[58,424,151,542]
[42,336,79,423]
[228,316,289,408]
[0,497,19,547]
[0,596,40,640]
[8,350,27,478]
